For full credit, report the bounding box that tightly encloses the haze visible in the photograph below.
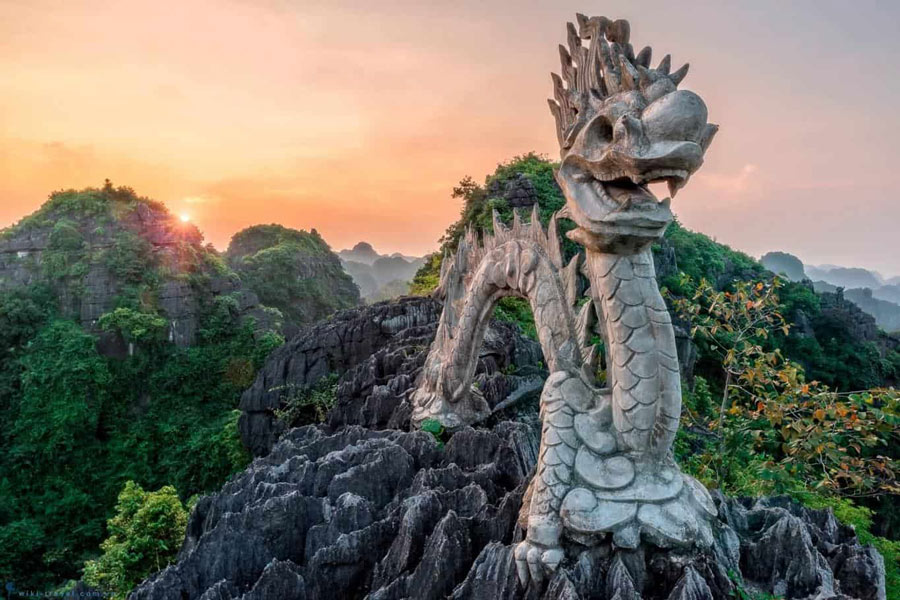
[1,0,898,276]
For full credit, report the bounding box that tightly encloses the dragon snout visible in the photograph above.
[642,90,708,143]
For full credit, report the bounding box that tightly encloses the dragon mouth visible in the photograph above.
[558,156,687,248]
[593,167,689,202]
[589,169,684,231]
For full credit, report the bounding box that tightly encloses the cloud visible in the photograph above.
[695,164,758,194]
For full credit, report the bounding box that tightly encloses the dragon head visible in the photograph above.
[550,15,717,252]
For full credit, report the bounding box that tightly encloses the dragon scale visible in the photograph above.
[587,247,680,460]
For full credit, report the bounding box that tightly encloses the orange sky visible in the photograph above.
[2,0,898,276]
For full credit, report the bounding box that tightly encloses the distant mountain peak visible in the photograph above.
[350,241,377,253]
[338,242,426,302]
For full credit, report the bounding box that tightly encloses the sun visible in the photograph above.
[180,214,190,223]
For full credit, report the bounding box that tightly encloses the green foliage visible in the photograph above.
[99,307,168,345]
[494,297,537,340]
[228,223,331,257]
[83,481,188,599]
[12,320,111,460]
[0,315,275,589]
[106,231,157,288]
[657,220,765,295]
[421,418,449,448]
[0,284,53,401]
[0,186,287,591]
[408,154,572,339]
[273,373,339,427]
[673,276,899,595]
[410,252,441,296]
[0,182,164,242]
[42,219,89,283]
[673,276,898,500]
[441,153,573,253]
[660,221,895,394]
[1,320,112,587]
[411,153,577,298]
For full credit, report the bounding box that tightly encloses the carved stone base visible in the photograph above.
[516,370,719,585]
[561,470,717,550]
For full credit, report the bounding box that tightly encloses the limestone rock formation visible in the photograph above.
[130,418,886,600]
[486,172,542,208]
[0,185,273,350]
[760,251,807,282]
[238,296,544,457]
[226,224,360,335]
[338,241,381,265]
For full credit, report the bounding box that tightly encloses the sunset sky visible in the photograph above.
[2,0,898,276]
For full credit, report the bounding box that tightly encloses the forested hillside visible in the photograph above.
[226,224,359,335]
[0,184,286,590]
[413,154,900,392]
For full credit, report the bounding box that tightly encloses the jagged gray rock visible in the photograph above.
[239,296,544,457]
[131,418,885,600]
[486,172,542,208]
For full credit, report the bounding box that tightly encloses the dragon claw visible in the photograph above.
[514,540,565,587]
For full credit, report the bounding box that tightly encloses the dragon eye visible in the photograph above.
[583,115,613,144]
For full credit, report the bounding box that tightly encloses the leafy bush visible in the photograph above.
[273,373,339,426]
[421,418,450,448]
[494,297,537,339]
[673,276,898,500]
[409,252,441,296]
[99,307,168,345]
[83,481,188,599]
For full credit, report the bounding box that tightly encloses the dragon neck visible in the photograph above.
[585,245,682,461]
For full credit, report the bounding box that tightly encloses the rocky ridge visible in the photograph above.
[139,293,886,600]
[226,224,361,336]
[239,296,544,457]
[131,422,886,600]
[486,172,541,209]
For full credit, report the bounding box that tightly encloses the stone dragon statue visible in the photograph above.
[410,14,720,587]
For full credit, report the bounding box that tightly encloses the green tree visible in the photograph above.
[11,319,111,460]
[0,320,111,587]
[99,307,168,346]
[672,276,898,500]
[83,481,188,599]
